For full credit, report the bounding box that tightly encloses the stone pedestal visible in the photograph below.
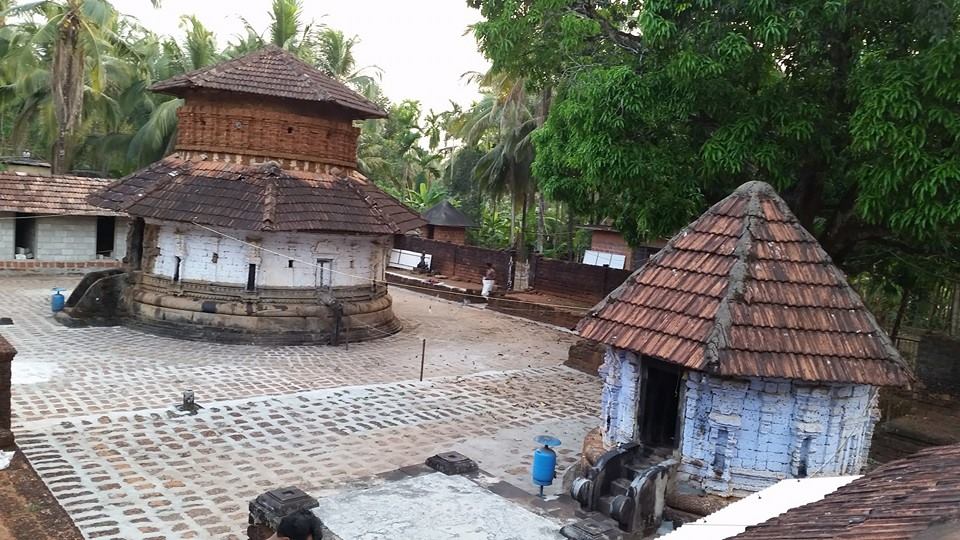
[0,335,16,450]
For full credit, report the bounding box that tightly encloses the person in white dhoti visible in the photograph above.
[481,262,496,297]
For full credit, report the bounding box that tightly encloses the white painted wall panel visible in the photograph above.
[148,223,391,288]
[0,212,14,260]
[112,217,129,260]
[34,216,97,261]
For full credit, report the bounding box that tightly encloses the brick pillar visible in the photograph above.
[0,335,15,449]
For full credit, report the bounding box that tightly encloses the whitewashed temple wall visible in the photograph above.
[599,347,880,498]
[113,217,129,260]
[147,223,391,288]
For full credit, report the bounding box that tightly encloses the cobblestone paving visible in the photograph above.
[1,276,599,539]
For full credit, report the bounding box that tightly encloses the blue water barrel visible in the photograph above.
[532,446,557,487]
[51,288,65,312]
[531,435,561,488]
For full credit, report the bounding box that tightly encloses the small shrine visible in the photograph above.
[566,181,911,535]
[70,46,424,343]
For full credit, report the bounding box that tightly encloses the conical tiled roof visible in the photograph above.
[421,200,475,227]
[150,45,386,119]
[90,156,425,235]
[579,181,911,386]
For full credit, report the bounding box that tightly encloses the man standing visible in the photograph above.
[481,262,496,297]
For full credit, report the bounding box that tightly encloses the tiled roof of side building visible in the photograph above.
[733,443,960,539]
[89,156,425,235]
[150,45,387,119]
[0,173,122,216]
[578,181,911,387]
[421,200,475,228]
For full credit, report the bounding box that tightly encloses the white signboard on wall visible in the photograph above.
[389,249,432,271]
[583,250,626,270]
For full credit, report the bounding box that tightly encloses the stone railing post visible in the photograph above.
[0,335,16,449]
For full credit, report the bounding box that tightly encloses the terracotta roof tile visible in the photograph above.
[733,444,960,539]
[0,173,121,216]
[150,46,386,119]
[89,156,424,235]
[578,181,911,386]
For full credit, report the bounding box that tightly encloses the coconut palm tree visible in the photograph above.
[451,72,539,256]
[3,0,161,172]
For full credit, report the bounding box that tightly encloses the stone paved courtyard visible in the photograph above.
[1,276,599,539]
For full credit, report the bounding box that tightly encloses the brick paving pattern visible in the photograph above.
[2,276,598,539]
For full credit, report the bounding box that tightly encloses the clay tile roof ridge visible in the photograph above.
[699,187,761,372]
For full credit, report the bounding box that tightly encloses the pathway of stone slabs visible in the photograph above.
[2,276,600,539]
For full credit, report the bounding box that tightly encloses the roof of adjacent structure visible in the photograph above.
[578,181,911,386]
[421,200,475,228]
[733,443,960,539]
[150,45,387,119]
[0,172,121,216]
[89,156,425,235]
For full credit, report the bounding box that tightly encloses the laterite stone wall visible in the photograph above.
[0,335,15,449]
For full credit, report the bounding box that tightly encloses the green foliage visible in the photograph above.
[470,0,960,281]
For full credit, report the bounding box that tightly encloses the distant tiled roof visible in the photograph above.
[150,45,387,119]
[579,181,911,386]
[90,156,424,235]
[733,443,960,539]
[0,173,120,216]
[421,200,475,227]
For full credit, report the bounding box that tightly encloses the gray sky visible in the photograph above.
[116,0,489,113]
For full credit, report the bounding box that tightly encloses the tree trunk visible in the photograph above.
[951,283,960,337]
[508,198,516,248]
[51,6,85,174]
[536,192,546,254]
[566,204,576,261]
[890,286,911,341]
[518,192,529,261]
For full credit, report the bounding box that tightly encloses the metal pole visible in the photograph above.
[419,339,426,381]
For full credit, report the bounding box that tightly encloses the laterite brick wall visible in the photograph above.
[395,236,512,286]
[0,335,15,449]
[530,256,633,304]
[915,333,960,397]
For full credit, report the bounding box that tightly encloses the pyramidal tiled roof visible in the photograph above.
[579,181,911,386]
[421,200,475,227]
[89,156,424,235]
[150,45,386,119]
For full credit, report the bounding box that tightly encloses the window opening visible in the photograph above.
[173,256,182,282]
[797,436,812,478]
[95,216,116,258]
[316,259,333,288]
[247,263,257,291]
[13,213,36,259]
[638,360,683,448]
[288,259,295,268]
[712,428,729,475]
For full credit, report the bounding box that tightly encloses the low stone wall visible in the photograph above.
[915,333,960,397]
[0,260,121,272]
[485,297,584,329]
[0,335,15,449]
[394,236,513,286]
[565,339,605,374]
[530,256,632,304]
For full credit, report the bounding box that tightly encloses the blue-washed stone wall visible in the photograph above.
[597,347,880,498]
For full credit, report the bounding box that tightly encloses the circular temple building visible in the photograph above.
[79,46,424,344]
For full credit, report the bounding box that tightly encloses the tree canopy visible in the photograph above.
[471,0,960,277]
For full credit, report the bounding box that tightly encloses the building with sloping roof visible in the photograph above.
[732,443,960,539]
[420,199,474,245]
[0,172,127,270]
[565,182,912,536]
[71,46,424,343]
